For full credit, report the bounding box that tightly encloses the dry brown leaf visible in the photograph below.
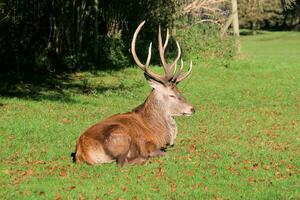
[212,153,221,159]
[34,160,46,164]
[59,170,68,177]
[122,187,128,192]
[263,165,270,170]
[62,118,71,124]
[243,160,250,164]
[188,144,197,153]
[251,164,259,171]
[248,176,256,183]
[226,166,238,175]
[155,166,164,177]
[79,194,86,200]
[67,186,76,191]
[204,186,208,192]
[39,191,45,196]
[54,193,62,200]
[185,170,194,177]
[171,182,177,193]
[211,170,217,176]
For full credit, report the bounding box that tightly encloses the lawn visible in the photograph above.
[0,31,299,199]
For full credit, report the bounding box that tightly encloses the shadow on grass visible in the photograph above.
[0,70,140,103]
[240,30,265,36]
[0,72,75,103]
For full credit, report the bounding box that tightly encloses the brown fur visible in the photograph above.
[75,90,172,166]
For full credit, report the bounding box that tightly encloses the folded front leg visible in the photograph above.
[149,149,166,157]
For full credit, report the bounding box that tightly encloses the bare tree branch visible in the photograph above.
[178,0,229,26]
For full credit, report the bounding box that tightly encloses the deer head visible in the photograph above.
[131,21,195,117]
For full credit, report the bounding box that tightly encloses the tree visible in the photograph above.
[238,0,297,33]
[0,0,178,73]
[282,0,300,29]
[178,0,228,26]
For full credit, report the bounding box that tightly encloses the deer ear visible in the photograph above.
[144,73,165,89]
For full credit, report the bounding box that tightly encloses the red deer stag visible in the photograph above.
[74,21,195,166]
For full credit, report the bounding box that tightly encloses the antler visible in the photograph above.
[131,21,193,84]
[131,21,166,84]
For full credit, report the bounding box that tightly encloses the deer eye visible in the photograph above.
[169,95,176,98]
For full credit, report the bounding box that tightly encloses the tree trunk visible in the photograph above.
[231,0,240,53]
[94,0,99,62]
[251,21,257,35]
[231,0,240,36]
[220,14,234,38]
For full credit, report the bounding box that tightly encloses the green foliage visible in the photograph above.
[97,37,130,69]
[176,24,235,66]
[0,31,300,199]
[284,0,300,30]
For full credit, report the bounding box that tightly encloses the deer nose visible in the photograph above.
[191,107,196,114]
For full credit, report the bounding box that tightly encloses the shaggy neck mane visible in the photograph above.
[133,89,171,145]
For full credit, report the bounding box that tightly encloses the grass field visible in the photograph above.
[1,31,300,199]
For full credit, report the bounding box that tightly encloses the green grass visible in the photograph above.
[1,31,300,199]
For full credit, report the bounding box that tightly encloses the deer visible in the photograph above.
[74,21,195,166]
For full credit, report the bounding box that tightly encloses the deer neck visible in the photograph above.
[140,89,168,122]
[134,89,177,145]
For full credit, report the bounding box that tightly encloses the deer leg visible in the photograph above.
[128,157,147,165]
[116,153,128,167]
[149,149,166,157]
[144,141,166,157]
[104,131,131,166]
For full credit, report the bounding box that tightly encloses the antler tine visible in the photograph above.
[159,26,184,81]
[131,21,165,84]
[174,60,193,83]
[168,40,181,78]
[131,21,147,69]
[163,28,170,50]
[172,59,184,82]
[145,42,152,66]
[158,25,172,78]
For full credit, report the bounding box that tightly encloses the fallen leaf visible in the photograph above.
[185,170,194,176]
[67,186,76,191]
[39,191,45,196]
[54,193,62,200]
[248,176,256,183]
[226,166,238,175]
[243,160,250,164]
[281,160,286,165]
[204,186,208,192]
[263,165,270,170]
[34,160,46,164]
[192,183,202,189]
[212,154,221,159]
[151,186,160,192]
[79,194,86,200]
[59,170,68,177]
[171,182,176,193]
[211,170,217,176]
[251,163,259,171]
[155,165,164,177]
[188,144,196,153]
[63,118,71,124]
